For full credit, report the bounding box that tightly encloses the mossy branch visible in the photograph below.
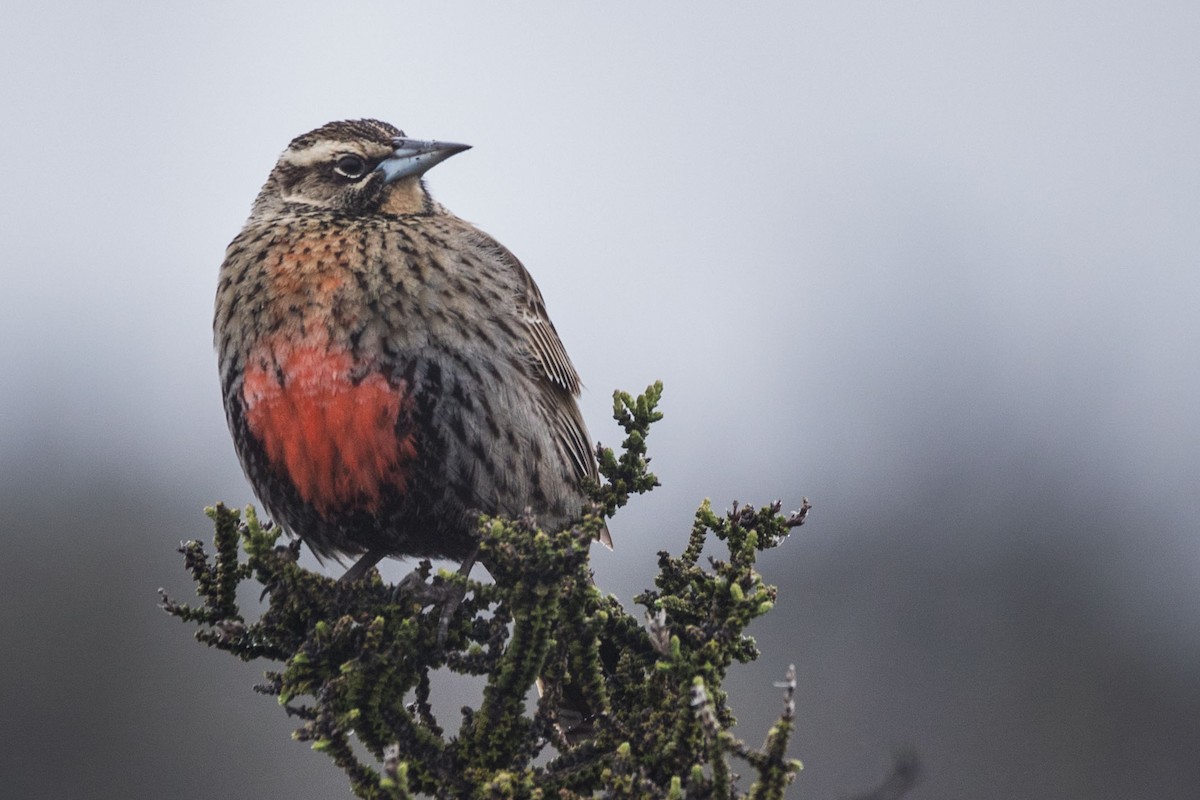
[163,382,819,798]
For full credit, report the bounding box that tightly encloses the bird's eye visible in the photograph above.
[334,154,368,179]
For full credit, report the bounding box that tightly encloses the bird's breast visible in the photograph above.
[262,229,354,306]
[241,328,417,515]
[224,215,519,514]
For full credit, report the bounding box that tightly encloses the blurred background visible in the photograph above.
[2,2,1197,798]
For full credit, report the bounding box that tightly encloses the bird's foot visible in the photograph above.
[384,550,479,648]
[435,548,478,646]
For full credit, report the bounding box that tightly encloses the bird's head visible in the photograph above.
[251,119,470,218]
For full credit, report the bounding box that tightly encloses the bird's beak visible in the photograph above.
[376,138,471,184]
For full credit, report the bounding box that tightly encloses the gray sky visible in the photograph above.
[2,2,1198,798]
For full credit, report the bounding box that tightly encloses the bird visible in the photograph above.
[214,119,608,581]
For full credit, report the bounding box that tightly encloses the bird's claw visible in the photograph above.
[387,552,477,648]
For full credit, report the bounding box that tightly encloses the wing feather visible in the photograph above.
[466,229,611,548]
[474,234,594,479]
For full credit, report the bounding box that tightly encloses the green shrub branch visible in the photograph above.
[163,382,811,798]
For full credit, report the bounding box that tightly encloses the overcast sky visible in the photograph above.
[2,2,1198,798]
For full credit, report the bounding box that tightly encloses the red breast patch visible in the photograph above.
[242,332,417,514]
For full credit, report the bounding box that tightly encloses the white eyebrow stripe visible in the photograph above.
[280,141,356,167]
[278,192,333,207]
[281,140,393,169]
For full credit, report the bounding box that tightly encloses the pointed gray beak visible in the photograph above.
[376,137,471,183]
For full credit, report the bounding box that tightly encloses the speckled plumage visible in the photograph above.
[215,120,605,573]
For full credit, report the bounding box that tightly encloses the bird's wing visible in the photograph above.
[475,235,594,479]
[516,264,582,397]
[465,229,612,548]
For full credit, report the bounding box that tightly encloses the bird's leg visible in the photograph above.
[339,549,387,583]
[436,546,479,647]
[339,545,477,647]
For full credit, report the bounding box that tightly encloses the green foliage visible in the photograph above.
[163,382,810,798]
